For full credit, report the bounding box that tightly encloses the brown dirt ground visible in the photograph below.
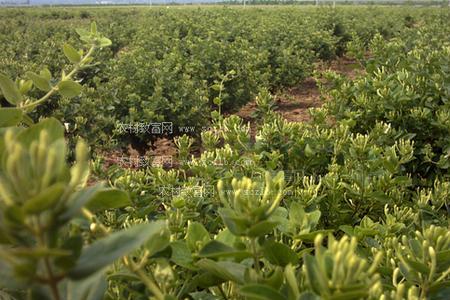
[146,138,178,167]
[274,77,321,123]
[236,55,361,125]
[235,101,259,140]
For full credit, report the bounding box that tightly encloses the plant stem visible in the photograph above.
[35,217,61,300]
[43,257,61,300]
[21,45,96,111]
[21,85,59,111]
[81,207,109,235]
[420,282,428,300]
[123,257,165,300]
[250,238,261,274]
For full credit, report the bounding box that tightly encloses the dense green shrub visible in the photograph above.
[324,18,450,179]
[0,6,436,149]
[0,24,169,300]
[1,6,450,300]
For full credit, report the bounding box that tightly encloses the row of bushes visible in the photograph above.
[0,6,434,149]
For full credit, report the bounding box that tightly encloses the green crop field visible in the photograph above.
[0,4,449,300]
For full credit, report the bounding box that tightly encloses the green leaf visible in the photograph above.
[239,284,285,300]
[211,110,220,120]
[262,240,298,267]
[90,22,97,35]
[0,260,26,290]
[69,221,167,279]
[146,225,171,257]
[55,235,83,270]
[303,254,328,294]
[22,113,34,126]
[58,80,83,98]
[429,282,450,297]
[63,43,82,64]
[26,286,52,300]
[186,222,211,252]
[403,258,430,275]
[66,271,107,300]
[98,37,112,48]
[246,220,279,237]
[16,118,64,147]
[60,184,103,223]
[211,84,222,92]
[436,249,450,262]
[196,259,246,284]
[339,225,354,236]
[408,239,422,257]
[196,273,225,289]
[0,227,11,244]
[76,28,90,39]
[199,240,252,260]
[0,108,23,128]
[40,68,52,81]
[0,73,23,105]
[170,241,195,270]
[215,228,237,246]
[26,71,51,92]
[4,205,25,227]
[298,291,320,300]
[19,79,33,95]
[218,208,248,236]
[85,189,131,212]
[328,290,368,300]
[305,144,315,157]
[23,183,65,214]
[398,260,419,282]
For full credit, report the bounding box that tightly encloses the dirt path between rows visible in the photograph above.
[236,55,361,131]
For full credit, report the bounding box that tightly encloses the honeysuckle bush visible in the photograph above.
[86,11,450,297]
[323,14,450,179]
[0,24,170,300]
[1,6,450,300]
[92,114,449,299]
[0,6,440,149]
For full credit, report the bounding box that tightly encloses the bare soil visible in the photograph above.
[275,77,322,123]
[236,55,360,125]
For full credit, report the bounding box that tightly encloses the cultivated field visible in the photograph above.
[0,5,449,300]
